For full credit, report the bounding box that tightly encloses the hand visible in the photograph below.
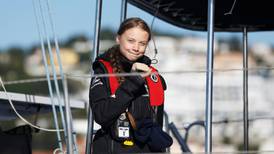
[131,62,152,78]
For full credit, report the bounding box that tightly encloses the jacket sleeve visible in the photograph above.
[160,75,167,91]
[157,75,166,127]
[89,65,146,128]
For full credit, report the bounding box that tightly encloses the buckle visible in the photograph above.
[123,139,134,146]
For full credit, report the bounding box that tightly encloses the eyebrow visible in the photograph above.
[126,36,148,43]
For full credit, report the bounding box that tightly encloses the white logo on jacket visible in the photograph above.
[90,77,103,89]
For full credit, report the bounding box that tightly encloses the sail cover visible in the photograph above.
[128,0,274,32]
[0,91,86,120]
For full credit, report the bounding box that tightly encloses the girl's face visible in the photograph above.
[116,27,149,61]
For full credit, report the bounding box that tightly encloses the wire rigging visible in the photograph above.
[149,0,161,64]
[224,0,238,15]
[45,0,79,152]
[32,0,66,151]
[38,0,68,136]
[2,65,274,85]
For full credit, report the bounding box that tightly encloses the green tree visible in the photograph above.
[228,36,241,52]
[100,28,115,40]
[64,34,89,48]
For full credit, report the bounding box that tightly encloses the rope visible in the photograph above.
[0,76,64,132]
[2,66,274,85]
[53,148,66,154]
[3,76,61,85]
[212,115,274,124]
[177,115,274,130]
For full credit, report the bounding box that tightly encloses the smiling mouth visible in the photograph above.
[128,51,139,57]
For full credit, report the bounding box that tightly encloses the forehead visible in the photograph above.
[121,27,149,41]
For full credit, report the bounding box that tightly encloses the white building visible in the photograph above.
[150,36,274,152]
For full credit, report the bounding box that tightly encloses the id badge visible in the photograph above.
[118,126,129,138]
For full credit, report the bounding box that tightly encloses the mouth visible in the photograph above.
[128,51,140,57]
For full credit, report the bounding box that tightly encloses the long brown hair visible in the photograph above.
[117,17,151,41]
[109,17,151,83]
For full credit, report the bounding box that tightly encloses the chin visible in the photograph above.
[128,57,138,62]
[126,55,138,61]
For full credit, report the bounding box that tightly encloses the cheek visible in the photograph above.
[123,44,132,50]
[120,41,131,50]
[139,46,147,53]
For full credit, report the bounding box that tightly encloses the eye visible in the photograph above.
[128,39,135,43]
[139,42,147,46]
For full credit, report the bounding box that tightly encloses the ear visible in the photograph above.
[116,36,120,44]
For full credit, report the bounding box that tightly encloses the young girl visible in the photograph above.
[89,17,172,153]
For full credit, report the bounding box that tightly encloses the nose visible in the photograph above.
[132,43,139,52]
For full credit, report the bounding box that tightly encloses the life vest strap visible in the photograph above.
[145,67,164,106]
[98,59,119,95]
